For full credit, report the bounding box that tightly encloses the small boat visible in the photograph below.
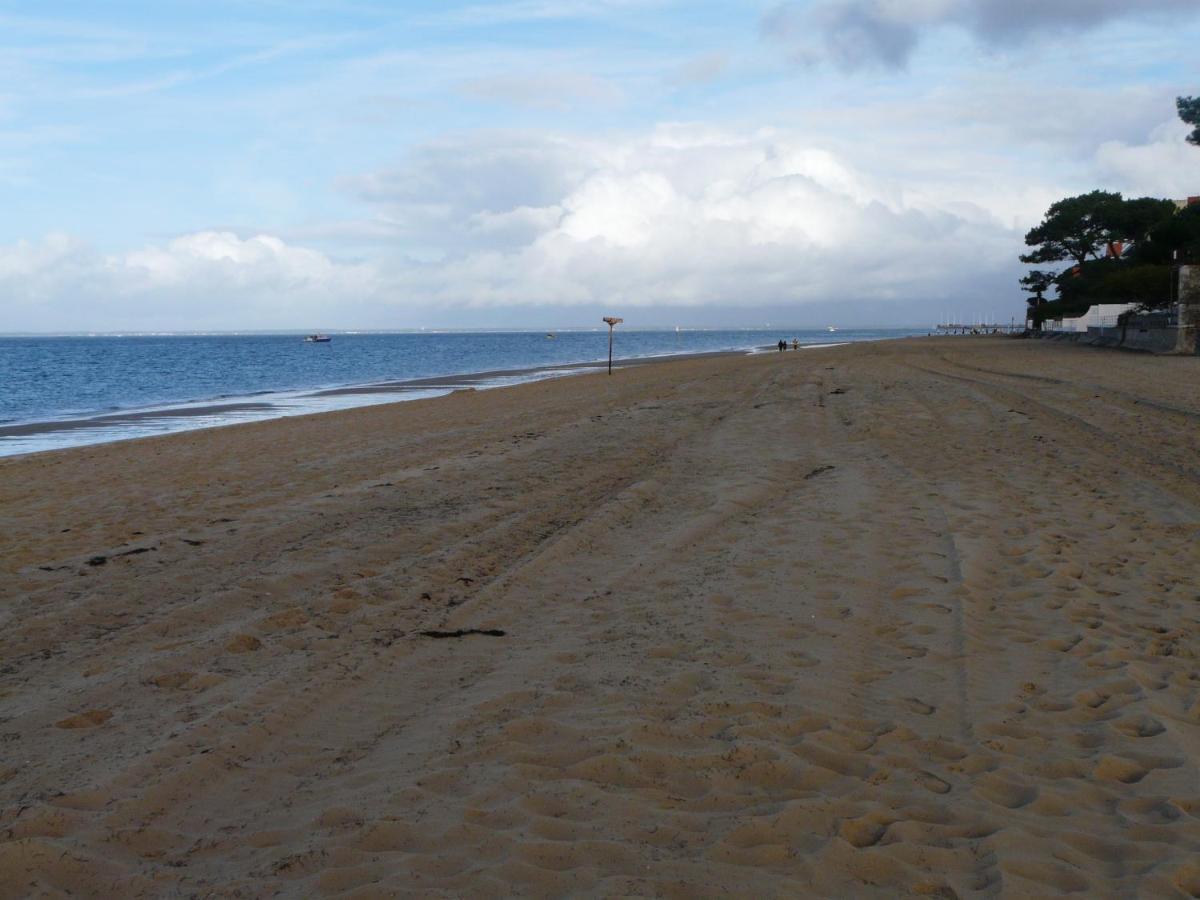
[546,332,557,339]
[826,326,837,333]
[304,334,331,343]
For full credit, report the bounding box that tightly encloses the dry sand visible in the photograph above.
[1,336,1199,897]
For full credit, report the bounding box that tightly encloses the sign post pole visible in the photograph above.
[602,317,623,375]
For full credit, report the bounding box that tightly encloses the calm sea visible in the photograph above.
[0,329,922,456]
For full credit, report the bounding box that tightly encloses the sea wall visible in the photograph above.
[1177,265,1199,355]
[1121,323,1181,353]
[1037,322,1179,354]
[1036,268,1198,355]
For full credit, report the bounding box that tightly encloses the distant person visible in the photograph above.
[791,338,799,350]
[777,339,785,352]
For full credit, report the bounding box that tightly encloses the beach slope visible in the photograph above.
[2,337,1199,896]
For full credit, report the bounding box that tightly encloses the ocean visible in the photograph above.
[0,329,923,456]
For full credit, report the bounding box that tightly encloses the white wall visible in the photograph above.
[1046,303,1137,333]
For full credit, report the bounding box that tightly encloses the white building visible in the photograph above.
[1044,303,1138,333]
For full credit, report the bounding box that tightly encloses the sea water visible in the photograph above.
[0,329,922,456]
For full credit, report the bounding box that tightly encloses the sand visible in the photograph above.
[1,336,1199,898]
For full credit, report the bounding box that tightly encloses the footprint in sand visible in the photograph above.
[259,608,309,631]
[904,697,936,716]
[1114,715,1166,738]
[149,672,195,690]
[1173,862,1200,897]
[1118,797,1182,824]
[1093,756,1149,784]
[838,816,889,848]
[315,806,365,830]
[916,770,952,794]
[55,709,112,729]
[975,772,1037,808]
[226,634,263,653]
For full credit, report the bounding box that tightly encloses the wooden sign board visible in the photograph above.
[602,317,623,326]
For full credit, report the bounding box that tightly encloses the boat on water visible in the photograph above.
[827,326,837,333]
[304,334,332,343]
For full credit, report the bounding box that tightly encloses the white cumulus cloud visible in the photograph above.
[359,125,1023,314]
[1094,121,1200,200]
[3,231,375,331]
[13,115,1190,331]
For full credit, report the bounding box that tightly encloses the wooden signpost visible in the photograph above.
[602,317,623,375]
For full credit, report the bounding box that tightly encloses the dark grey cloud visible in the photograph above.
[966,0,1198,44]
[762,0,1200,70]
[758,2,926,70]
[817,3,918,70]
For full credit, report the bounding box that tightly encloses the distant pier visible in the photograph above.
[935,322,1024,335]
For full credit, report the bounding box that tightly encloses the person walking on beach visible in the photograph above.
[791,338,799,350]
[777,339,786,352]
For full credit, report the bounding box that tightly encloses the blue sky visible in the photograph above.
[4,2,756,244]
[2,0,1199,330]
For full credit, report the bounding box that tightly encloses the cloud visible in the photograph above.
[962,0,1198,43]
[4,125,1032,329]
[817,2,923,70]
[761,0,1200,70]
[1094,120,1200,199]
[14,111,1191,330]
[2,231,374,330]
[353,126,1023,313]
[339,134,594,253]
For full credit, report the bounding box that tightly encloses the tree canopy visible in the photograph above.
[1020,190,1121,268]
[1179,95,1200,146]
[1019,270,1056,327]
[1131,204,1200,265]
[1107,197,1179,244]
[1019,270,1055,300]
[1020,191,1176,269]
[1054,259,1172,308]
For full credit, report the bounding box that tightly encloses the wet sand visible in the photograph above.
[1,336,1199,897]
[308,347,748,396]
[0,403,278,439]
[0,346,750,445]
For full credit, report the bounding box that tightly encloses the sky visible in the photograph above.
[1,0,1198,332]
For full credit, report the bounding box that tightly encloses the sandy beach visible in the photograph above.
[2,336,1199,897]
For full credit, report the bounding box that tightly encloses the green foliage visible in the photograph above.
[1032,298,1068,325]
[1053,258,1120,314]
[1134,203,1200,265]
[1019,270,1056,299]
[1019,270,1056,325]
[1097,265,1174,305]
[1020,190,1122,267]
[1106,197,1177,243]
[1179,95,1200,146]
[1054,258,1174,311]
[1022,193,1179,270]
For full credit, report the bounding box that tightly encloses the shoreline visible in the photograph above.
[0,340,854,457]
